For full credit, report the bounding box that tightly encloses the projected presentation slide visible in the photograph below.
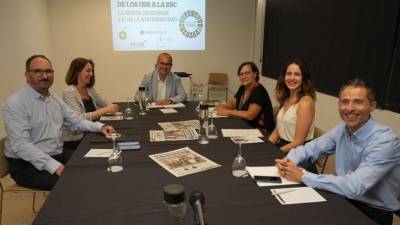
[111,0,205,51]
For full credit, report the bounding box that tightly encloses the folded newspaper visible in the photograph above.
[149,129,198,142]
[149,147,221,177]
[158,120,199,131]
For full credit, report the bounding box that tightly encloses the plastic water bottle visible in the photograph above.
[163,184,187,224]
[138,86,147,115]
[198,103,209,144]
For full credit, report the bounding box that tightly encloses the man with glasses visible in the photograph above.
[135,53,187,105]
[275,79,400,225]
[2,55,115,190]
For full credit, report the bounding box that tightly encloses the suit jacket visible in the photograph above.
[135,70,187,103]
[62,85,107,141]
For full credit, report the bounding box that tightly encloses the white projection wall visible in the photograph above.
[111,0,205,51]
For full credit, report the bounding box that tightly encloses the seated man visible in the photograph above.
[2,55,115,191]
[275,79,400,225]
[135,53,187,105]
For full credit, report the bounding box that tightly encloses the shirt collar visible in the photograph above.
[23,84,51,101]
[346,116,375,139]
[157,72,171,82]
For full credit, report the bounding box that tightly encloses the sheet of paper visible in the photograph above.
[104,112,122,116]
[221,129,263,137]
[147,102,186,109]
[246,166,299,186]
[160,108,178,113]
[231,137,263,144]
[208,109,228,118]
[84,149,113,158]
[99,115,123,121]
[270,187,326,205]
[164,103,185,108]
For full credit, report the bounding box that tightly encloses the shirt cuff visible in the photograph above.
[302,171,319,187]
[44,158,62,174]
[94,121,105,132]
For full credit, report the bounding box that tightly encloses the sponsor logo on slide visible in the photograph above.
[179,10,203,39]
[119,31,127,40]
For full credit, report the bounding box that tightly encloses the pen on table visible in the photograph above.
[271,189,295,196]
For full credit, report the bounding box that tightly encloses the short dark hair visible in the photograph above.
[25,55,52,71]
[237,61,259,81]
[339,78,376,102]
[65,58,95,88]
[275,58,316,106]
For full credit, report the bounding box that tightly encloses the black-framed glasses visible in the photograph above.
[238,71,253,76]
[28,69,54,76]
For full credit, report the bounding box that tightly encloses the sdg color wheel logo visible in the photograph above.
[179,10,203,38]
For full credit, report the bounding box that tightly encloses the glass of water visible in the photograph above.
[231,137,248,177]
[123,97,135,120]
[207,101,218,139]
[106,132,123,173]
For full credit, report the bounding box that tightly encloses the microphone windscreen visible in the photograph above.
[189,191,205,206]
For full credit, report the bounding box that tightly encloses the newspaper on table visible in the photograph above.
[150,129,198,142]
[158,120,200,131]
[149,147,221,177]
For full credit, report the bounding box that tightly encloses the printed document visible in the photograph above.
[149,147,221,177]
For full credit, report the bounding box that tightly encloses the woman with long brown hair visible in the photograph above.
[268,59,316,152]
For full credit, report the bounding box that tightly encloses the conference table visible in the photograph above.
[32,102,375,225]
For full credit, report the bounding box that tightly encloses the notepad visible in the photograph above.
[221,129,263,137]
[270,187,326,205]
[247,166,299,186]
[84,149,113,157]
[99,115,123,121]
[160,108,178,113]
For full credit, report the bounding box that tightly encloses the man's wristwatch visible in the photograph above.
[300,168,306,182]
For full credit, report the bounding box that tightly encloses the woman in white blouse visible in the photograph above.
[268,59,316,153]
[62,58,118,148]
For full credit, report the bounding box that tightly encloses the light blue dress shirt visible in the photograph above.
[2,85,104,174]
[287,118,400,211]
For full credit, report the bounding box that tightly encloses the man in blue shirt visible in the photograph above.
[275,79,400,225]
[135,53,187,105]
[2,55,115,190]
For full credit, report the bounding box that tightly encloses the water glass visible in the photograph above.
[231,137,248,177]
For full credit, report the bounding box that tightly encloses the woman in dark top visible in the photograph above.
[216,61,275,134]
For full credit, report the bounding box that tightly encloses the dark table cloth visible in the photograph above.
[32,102,375,225]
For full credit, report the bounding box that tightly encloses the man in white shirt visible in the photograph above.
[135,53,187,105]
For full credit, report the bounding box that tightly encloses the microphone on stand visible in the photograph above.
[189,191,207,225]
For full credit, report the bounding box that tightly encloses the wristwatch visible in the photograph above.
[300,168,306,182]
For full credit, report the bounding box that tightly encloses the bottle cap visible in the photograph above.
[163,184,185,204]
[139,86,145,91]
